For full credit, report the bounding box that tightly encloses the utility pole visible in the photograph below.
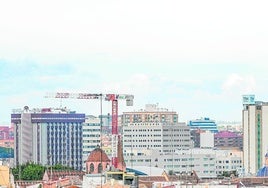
[100,94,103,188]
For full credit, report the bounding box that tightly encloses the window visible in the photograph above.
[98,163,103,173]
[90,163,94,172]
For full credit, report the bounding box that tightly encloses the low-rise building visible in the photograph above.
[214,131,243,150]
[124,148,216,179]
[188,117,218,133]
[124,148,243,179]
[215,149,243,176]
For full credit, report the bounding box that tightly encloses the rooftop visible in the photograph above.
[86,147,110,162]
[215,131,241,138]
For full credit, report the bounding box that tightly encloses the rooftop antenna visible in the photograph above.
[60,98,62,108]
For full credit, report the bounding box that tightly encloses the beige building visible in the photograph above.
[242,95,268,175]
[122,104,178,124]
[0,165,11,188]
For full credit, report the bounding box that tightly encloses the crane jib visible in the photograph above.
[44,91,134,170]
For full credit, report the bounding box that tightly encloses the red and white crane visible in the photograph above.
[44,92,134,169]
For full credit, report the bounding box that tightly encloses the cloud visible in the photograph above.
[222,73,256,94]
[1,0,268,64]
[1,0,268,124]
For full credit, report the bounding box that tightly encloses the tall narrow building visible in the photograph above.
[12,106,85,170]
[242,95,268,175]
[82,115,101,171]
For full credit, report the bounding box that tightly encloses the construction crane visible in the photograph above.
[44,92,134,169]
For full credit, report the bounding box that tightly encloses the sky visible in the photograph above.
[1,0,268,124]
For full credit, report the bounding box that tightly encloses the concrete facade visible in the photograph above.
[122,104,178,124]
[123,122,191,155]
[200,131,214,148]
[82,116,101,171]
[242,99,268,175]
[123,148,242,179]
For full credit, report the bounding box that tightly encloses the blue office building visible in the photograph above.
[11,107,85,170]
[188,117,218,133]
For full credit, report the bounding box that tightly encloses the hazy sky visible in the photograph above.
[1,0,268,124]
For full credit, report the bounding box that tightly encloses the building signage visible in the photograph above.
[242,95,255,105]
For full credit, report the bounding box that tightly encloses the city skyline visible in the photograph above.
[1,0,268,124]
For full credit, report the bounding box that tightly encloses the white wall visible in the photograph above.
[200,131,214,148]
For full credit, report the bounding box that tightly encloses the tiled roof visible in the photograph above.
[87,147,110,162]
[139,175,182,188]
[139,176,167,182]
[45,169,85,181]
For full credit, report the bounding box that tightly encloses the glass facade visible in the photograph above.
[12,110,85,170]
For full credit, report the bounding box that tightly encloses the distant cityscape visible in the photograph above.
[2,94,268,187]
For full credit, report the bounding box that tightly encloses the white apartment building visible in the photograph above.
[124,148,242,179]
[215,149,243,176]
[242,95,268,175]
[123,122,191,156]
[82,116,101,171]
[124,148,216,178]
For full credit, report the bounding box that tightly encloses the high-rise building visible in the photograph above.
[123,122,191,155]
[188,117,218,133]
[242,95,268,175]
[122,104,193,174]
[11,106,85,170]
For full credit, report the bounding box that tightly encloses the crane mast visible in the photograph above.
[45,92,134,170]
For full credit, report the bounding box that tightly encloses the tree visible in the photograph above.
[168,170,174,175]
[11,163,73,181]
[52,164,73,170]
[221,170,237,178]
[12,163,45,181]
[12,163,29,180]
[11,163,73,180]
[21,163,45,180]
